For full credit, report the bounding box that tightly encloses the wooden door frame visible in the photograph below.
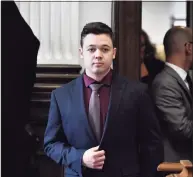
[112,1,142,80]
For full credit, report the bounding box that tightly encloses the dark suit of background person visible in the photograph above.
[44,22,163,177]
[2,1,40,177]
[152,27,193,162]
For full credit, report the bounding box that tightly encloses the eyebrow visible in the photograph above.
[87,44,111,48]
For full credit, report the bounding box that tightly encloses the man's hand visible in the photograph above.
[82,146,105,169]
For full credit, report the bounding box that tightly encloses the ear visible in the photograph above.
[79,47,84,59]
[185,42,192,54]
[113,48,117,59]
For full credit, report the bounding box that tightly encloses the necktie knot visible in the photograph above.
[89,83,104,92]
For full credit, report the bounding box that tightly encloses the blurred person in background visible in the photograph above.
[152,26,193,162]
[140,30,165,87]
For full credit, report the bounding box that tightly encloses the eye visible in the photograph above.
[102,48,109,53]
[88,48,96,52]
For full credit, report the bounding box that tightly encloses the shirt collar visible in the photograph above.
[83,69,112,88]
[166,62,187,81]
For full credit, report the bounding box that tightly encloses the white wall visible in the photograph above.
[171,1,186,18]
[142,2,186,45]
[79,2,112,32]
[15,1,112,65]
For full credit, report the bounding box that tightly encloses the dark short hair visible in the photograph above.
[163,27,191,57]
[80,22,114,47]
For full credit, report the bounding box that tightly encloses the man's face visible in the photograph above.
[79,34,116,75]
[185,31,193,67]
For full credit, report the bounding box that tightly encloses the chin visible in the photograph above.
[93,68,107,75]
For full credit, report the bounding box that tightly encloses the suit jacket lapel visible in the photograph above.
[100,73,126,146]
[73,75,98,144]
[165,66,192,104]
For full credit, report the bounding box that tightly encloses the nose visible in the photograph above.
[95,49,103,59]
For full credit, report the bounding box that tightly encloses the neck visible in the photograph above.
[85,68,110,82]
[167,55,189,72]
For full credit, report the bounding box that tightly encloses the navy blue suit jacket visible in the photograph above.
[44,73,163,177]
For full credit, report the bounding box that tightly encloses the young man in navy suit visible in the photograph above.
[44,22,163,177]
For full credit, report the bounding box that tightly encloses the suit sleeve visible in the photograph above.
[152,81,193,140]
[138,87,164,177]
[44,91,86,175]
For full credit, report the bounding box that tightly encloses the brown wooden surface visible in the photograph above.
[157,163,183,172]
[158,160,193,177]
[113,1,141,81]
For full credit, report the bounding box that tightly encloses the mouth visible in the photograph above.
[93,63,104,67]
